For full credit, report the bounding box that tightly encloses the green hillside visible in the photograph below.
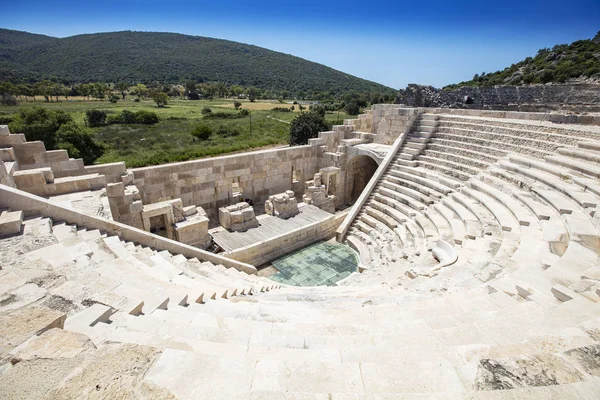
[444,32,600,90]
[0,29,394,95]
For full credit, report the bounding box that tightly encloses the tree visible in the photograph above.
[344,100,360,115]
[289,111,330,146]
[8,106,103,164]
[151,91,169,107]
[9,106,71,148]
[116,82,129,99]
[247,87,261,102]
[310,104,325,117]
[133,83,148,100]
[56,122,105,164]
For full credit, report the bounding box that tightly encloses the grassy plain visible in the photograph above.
[0,98,352,167]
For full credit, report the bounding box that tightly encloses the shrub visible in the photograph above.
[10,106,72,148]
[201,107,212,115]
[540,69,555,84]
[135,110,159,124]
[233,101,242,109]
[106,114,122,124]
[289,111,331,146]
[191,124,212,140]
[0,115,13,124]
[134,98,140,102]
[108,94,119,103]
[85,109,107,127]
[272,107,292,113]
[217,126,241,137]
[119,109,137,124]
[56,122,104,164]
[203,111,248,119]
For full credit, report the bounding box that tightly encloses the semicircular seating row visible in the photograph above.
[2,113,600,398]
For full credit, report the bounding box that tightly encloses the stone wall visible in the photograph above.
[397,83,600,113]
[370,105,420,145]
[132,145,320,217]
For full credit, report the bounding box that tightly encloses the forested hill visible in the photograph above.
[0,29,394,95]
[444,32,600,90]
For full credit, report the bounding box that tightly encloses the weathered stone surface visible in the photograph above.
[474,355,585,390]
[10,328,94,360]
[46,343,160,399]
[0,306,66,355]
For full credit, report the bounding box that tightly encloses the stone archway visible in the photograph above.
[346,155,379,205]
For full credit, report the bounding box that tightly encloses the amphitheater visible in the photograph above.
[2,103,600,399]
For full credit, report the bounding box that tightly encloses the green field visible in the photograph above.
[0,99,353,168]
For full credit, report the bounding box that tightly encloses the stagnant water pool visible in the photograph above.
[269,241,359,286]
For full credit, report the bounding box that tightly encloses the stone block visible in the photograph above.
[167,198,185,222]
[129,200,143,214]
[121,171,135,185]
[175,216,210,249]
[0,147,16,162]
[0,125,9,136]
[0,210,24,237]
[13,169,49,188]
[218,201,258,231]
[183,205,197,217]
[265,190,300,219]
[106,182,125,197]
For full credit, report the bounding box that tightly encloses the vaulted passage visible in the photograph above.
[347,155,378,204]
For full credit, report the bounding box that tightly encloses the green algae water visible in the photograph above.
[269,241,359,286]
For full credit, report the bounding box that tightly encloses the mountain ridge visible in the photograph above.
[443,31,600,90]
[0,28,394,95]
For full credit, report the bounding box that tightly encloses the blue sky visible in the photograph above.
[1,0,598,89]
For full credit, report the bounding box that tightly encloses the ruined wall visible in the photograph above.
[132,145,320,217]
[397,83,600,112]
[370,105,420,144]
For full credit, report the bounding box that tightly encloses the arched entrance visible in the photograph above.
[346,155,378,205]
